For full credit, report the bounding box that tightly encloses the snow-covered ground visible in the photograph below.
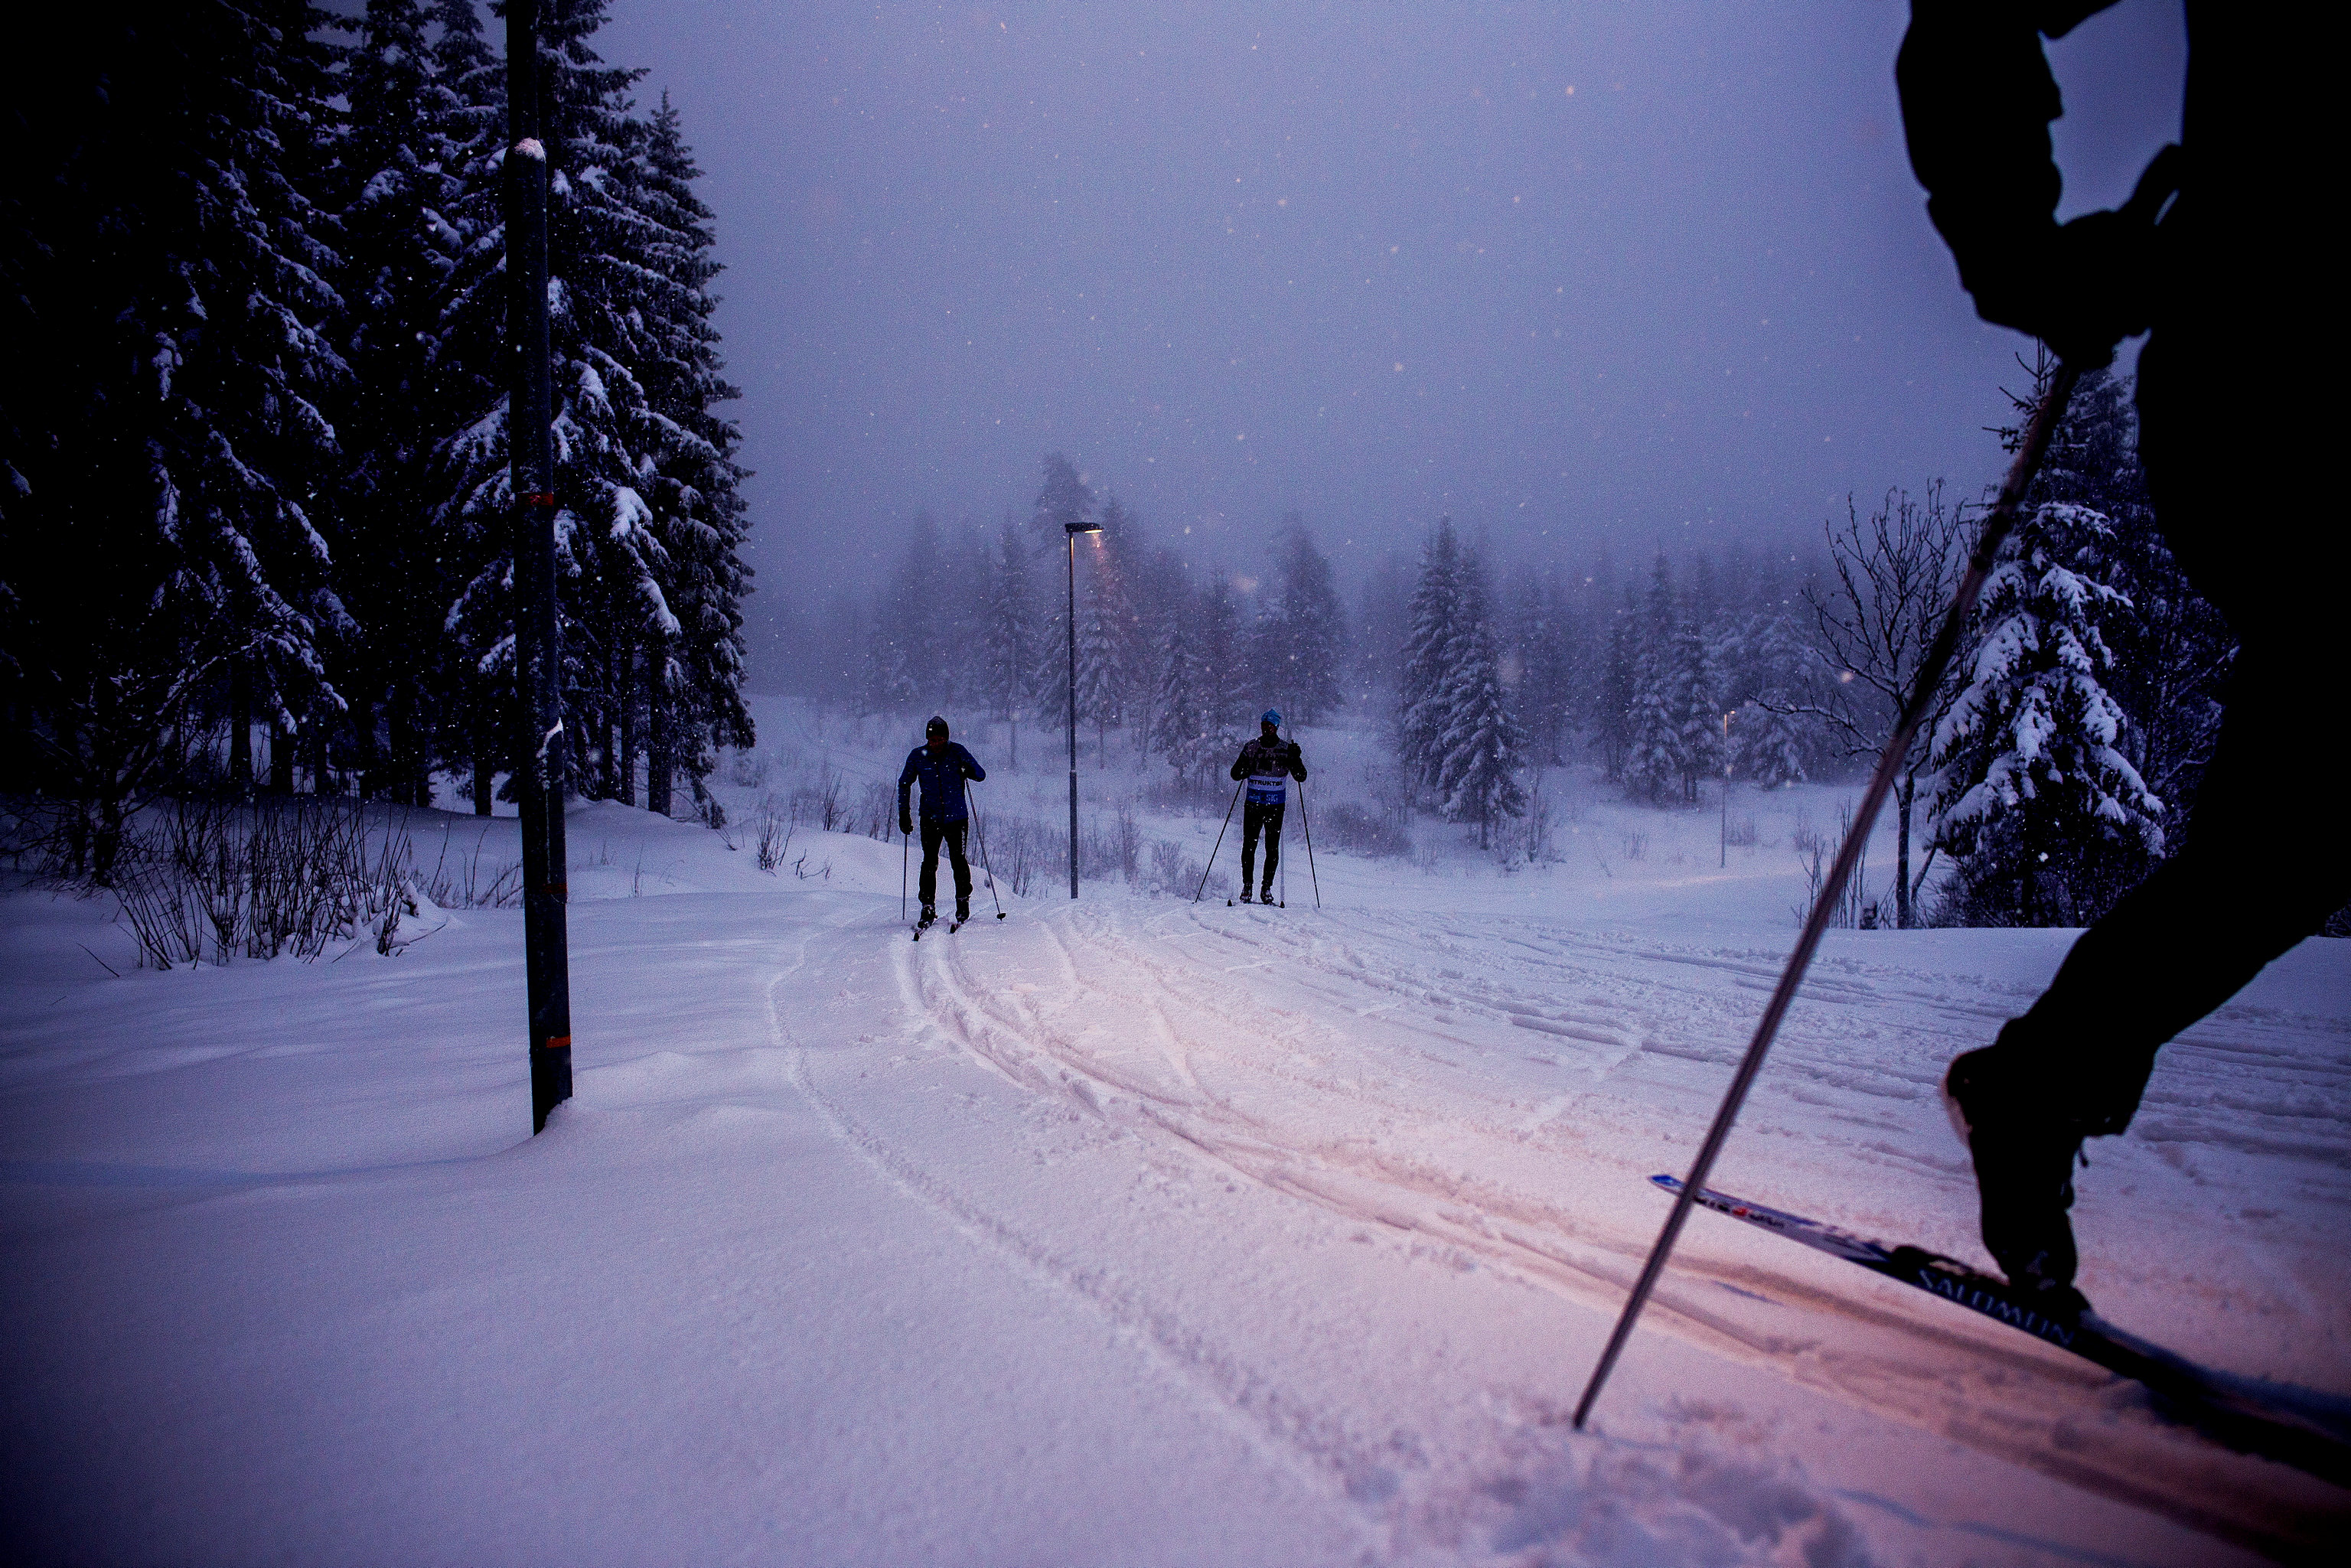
[5,701,2346,1564]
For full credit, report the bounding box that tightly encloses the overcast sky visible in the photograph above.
[589,1,2185,605]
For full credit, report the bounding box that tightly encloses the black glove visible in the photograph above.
[1955,145,2181,371]
[899,813,913,836]
[1965,212,2150,370]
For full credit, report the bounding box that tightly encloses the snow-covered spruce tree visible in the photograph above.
[1510,572,1579,768]
[1196,573,1253,739]
[1149,611,1213,787]
[1397,517,1463,794]
[632,90,752,812]
[1594,587,1638,783]
[1255,516,1347,722]
[1122,534,1190,761]
[1671,614,1727,805]
[1075,527,1132,765]
[436,0,737,811]
[1927,381,2165,927]
[425,0,519,811]
[1434,556,1528,848]
[2056,370,2233,849]
[2,4,350,875]
[981,520,1034,768]
[1725,609,1814,788]
[1352,553,1412,709]
[331,0,481,806]
[872,512,944,713]
[1620,554,1684,804]
[1028,451,1094,730]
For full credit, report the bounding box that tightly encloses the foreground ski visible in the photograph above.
[1653,1175,2351,1482]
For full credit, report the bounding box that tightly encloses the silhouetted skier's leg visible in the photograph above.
[1948,325,2349,1302]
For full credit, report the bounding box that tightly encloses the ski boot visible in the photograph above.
[1236,888,1254,904]
[1943,1045,2091,1318]
[918,905,937,929]
[1260,882,1277,907]
[956,898,970,924]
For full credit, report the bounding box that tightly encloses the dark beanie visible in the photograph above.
[926,716,950,738]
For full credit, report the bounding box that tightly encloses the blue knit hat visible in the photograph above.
[1261,709,1282,726]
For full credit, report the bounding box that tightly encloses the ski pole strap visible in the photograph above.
[1571,360,2080,1429]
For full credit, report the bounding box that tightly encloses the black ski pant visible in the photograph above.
[1988,315,2350,1135]
[919,818,971,908]
[1240,801,1283,894]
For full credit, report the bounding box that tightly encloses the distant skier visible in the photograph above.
[898,716,986,927]
[1898,5,2343,1313]
[1229,710,1306,905]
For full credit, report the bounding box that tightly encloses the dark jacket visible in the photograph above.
[1231,736,1306,805]
[899,742,986,823]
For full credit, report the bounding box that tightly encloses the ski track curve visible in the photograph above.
[886,895,2351,1558]
[761,914,1391,1563]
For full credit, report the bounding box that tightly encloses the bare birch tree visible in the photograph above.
[1793,484,1967,927]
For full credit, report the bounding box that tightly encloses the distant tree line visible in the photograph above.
[1,1,752,879]
[1378,359,2230,929]
[808,362,2232,931]
[825,453,1348,785]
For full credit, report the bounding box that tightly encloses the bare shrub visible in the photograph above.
[414,820,523,909]
[1318,801,1410,859]
[1141,768,1228,815]
[1505,773,1557,865]
[108,799,471,970]
[859,778,895,840]
[690,776,727,830]
[791,765,846,833]
[753,794,794,872]
[1792,804,1869,928]
[983,812,1044,898]
[1619,830,1648,862]
[1115,805,1143,884]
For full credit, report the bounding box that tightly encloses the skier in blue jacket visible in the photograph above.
[898,716,986,927]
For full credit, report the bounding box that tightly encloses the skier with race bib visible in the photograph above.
[1229,710,1306,905]
[898,716,986,928]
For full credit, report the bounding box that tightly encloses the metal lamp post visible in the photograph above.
[1065,517,1103,898]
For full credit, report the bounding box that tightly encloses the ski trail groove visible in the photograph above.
[763,921,1397,1555]
[892,898,2348,1552]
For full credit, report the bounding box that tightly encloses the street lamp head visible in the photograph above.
[1066,520,1103,536]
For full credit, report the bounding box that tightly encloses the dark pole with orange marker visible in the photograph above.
[509,0,572,1131]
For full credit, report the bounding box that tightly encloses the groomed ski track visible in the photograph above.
[6,794,2346,1563]
[860,893,2349,1559]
